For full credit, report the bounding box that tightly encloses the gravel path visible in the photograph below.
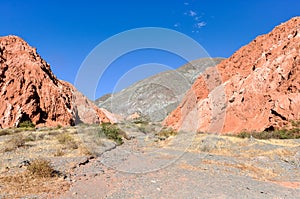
[60,133,300,199]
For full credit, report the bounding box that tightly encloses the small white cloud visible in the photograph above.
[196,21,206,28]
[189,10,197,17]
[174,23,180,28]
[194,16,200,21]
[184,2,189,5]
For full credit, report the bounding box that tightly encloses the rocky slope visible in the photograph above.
[96,58,224,122]
[164,17,300,134]
[0,35,115,128]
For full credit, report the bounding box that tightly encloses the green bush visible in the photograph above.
[236,131,251,139]
[18,120,35,129]
[291,120,300,127]
[99,123,123,145]
[235,128,300,140]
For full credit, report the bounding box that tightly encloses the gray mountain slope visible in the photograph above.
[96,58,225,121]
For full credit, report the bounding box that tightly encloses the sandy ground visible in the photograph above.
[0,126,299,198]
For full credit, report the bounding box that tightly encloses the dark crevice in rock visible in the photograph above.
[0,64,8,83]
[18,113,32,125]
[40,64,58,86]
[264,125,275,132]
[0,46,4,56]
[241,97,245,103]
[287,71,292,80]
[293,30,298,38]
[271,109,287,121]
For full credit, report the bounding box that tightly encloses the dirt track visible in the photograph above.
[0,127,299,198]
[61,132,300,199]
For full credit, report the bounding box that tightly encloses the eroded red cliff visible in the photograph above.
[0,35,116,128]
[164,17,300,134]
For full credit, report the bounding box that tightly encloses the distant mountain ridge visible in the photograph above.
[96,58,224,121]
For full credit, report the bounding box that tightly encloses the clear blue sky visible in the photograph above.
[1,0,300,99]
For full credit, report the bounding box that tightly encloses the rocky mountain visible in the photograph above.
[164,17,300,134]
[96,58,224,122]
[0,35,116,128]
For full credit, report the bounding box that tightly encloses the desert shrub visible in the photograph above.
[291,120,300,127]
[236,131,251,139]
[235,128,300,139]
[156,128,178,139]
[98,123,123,145]
[24,133,36,142]
[272,128,300,139]
[131,114,150,125]
[3,134,26,152]
[55,125,62,129]
[18,120,35,128]
[0,129,10,136]
[54,148,65,157]
[79,145,93,156]
[56,133,78,149]
[27,159,55,178]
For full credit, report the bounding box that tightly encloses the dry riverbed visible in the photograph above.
[0,124,299,198]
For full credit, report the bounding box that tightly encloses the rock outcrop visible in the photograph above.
[0,35,116,128]
[96,58,224,122]
[164,17,300,134]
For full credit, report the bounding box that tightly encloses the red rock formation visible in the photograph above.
[0,35,116,128]
[164,17,300,134]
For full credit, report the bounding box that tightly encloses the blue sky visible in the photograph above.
[1,0,300,99]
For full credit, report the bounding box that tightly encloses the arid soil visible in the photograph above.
[0,125,299,198]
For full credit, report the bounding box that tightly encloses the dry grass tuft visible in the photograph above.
[3,134,26,152]
[0,172,69,198]
[156,128,178,140]
[27,159,55,178]
[56,133,78,150]
[0,129,10,136]
[0,158,69,198]
[78,145,93,156]
[202,159,277,180]
[54,148,65,157]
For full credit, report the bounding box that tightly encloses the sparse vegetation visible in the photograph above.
[3,134,26,152]
[235,128,300,139]
[156,128,178,139]
[54,148,65,157]
[131,114,150,125]
[24,133,36,142]
[78,145,93,156]
[56,133,78,149]
[26,159,55,178]
[0,129,10,136]
[98,123,124,145]
[18,120,35,129]
[0,172,69,198]
[291,120,300,127]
